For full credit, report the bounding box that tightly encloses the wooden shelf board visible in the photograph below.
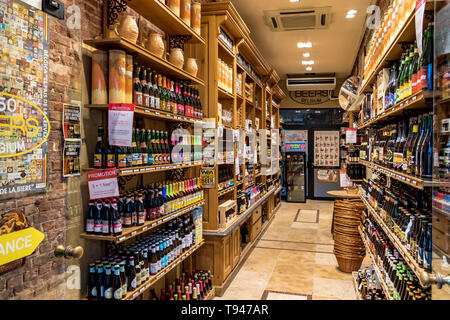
[358,227,393,300]
[85,104,204,125]
[218,186,235,197]
[126,0,205,44]
[357,91,430,129]
[358,159,439,190]
[218,86,234,99]
[218,38,235,58]
[359,189,429,287]
[80,200,205,244]
[352,271,363,300]
[123,240,205,300]
[83,37,205,86]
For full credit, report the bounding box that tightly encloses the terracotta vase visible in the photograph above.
[184,58,198,77]
[145,33,165,59]
[91,50,108,104]
[116,15,139,44]
[169,48,184,69]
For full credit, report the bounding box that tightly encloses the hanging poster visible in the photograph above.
[0,1,50,200]
[63,140,81,177]
[314,131,340,167]
[63,103,81,140]
[317,169,338,182]
[339,170,353,188]
[87,168,120,200]
[108,103,134,147]
[201,167,215,189]
[345,128,357,144]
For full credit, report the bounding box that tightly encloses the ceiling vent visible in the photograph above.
[286,77,336,91]
[264,7,332,31]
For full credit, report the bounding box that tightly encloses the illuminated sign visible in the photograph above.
[285,142,307,152]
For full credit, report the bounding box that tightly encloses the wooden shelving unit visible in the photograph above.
[82,0,208,301]
[358,227,393,300]
[352,272,363,300]
[358,159,440,189]
[358,188,429,287]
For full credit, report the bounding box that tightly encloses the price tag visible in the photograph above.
[151,222,157,227]
[142,226,148,231]
[131,231,136,236]
[156,273,163,280]
[144,109,150,113]
[119,236,126,241]
[166,114,171,118]
[133,292,139,298]
[139,288,145,293]
[122,170,132,174]
[155,112,161,115]
[413,96,417,101]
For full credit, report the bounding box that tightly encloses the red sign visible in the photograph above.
[87,168,119,200]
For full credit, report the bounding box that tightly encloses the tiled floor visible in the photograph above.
[215,200,371,300]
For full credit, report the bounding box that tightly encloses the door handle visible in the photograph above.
[421,271,450,289]
[54,245,84,260]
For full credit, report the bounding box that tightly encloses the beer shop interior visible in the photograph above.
[0,0,449,302]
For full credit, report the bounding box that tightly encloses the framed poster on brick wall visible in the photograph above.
[0,0,50,199]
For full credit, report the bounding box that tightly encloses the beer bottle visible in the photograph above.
[147,129,154,165]
[94,126,104,168]
[88,263,97,299]
[102,199,111,236]
[136,193,145,226]
[94,201,103,235]
[96,264,105,300]
[116,145,127,168]
[131,192,138,226]
[111,199,122,236]
[150,245,158,275]
[119,261,127,299]
[112,266,122,300]
[105,142,115,168]
[141,68,149,107]
[135,263,142,287]
[191,286,198,300]
[142,249,150,281]
[86,201,96,234]
[140,129,148,166]
[103,265,113,299]
[133,63,143,105]
[132,128,139,167]
[127,257,137,291]
[123,194,132,227]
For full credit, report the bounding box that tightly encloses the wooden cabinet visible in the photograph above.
[231,227,241,268]
[250,218,262,242]
[250,206,262,224]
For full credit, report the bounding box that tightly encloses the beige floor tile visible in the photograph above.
[312,295,341,300]
[315,252,338,266]
[314,264,353,280]
[265,292,309,300]
[291,222,319,230]
[239,248,280,273]
[316,244,334,253]
[287,228,318,242]
[266,273,314,295]
[313,277,357,300]
[257,239,317,252]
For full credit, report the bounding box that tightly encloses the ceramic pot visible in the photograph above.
[145,33,165,58]
[184,58,198,77]
[116,15,139,44]
[169,48,184,69]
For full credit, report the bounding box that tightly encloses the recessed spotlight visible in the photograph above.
[290,0,300,2]
[306,67,312,71]
[297,42,312,48]
[303,52,311,58]
[347,10,357,15]
[346,14,356,19]
[301,60,314,65]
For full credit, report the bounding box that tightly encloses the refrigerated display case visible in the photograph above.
[285,152,306,203]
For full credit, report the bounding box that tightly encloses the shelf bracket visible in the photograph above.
[107,0,129,27]
[169,35,193,51]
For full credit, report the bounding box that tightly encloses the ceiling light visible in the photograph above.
[290,0,300,2]
[301,60,314,65]
[347,10,357,14]
[306,67,312,71]
[346,14,356,19]
[303,52,311,57]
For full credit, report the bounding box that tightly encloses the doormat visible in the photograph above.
[294,209,319,223]
[261,290,312,300]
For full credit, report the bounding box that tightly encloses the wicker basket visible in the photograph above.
[335,254,364,273]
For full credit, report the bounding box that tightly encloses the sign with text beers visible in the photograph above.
[87,168,120,200]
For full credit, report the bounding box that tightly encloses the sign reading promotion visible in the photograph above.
[0,0,50,200]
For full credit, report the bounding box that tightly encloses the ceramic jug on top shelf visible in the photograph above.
[115,14,139,44]
[169,48,184,69]
[145,33,165,59]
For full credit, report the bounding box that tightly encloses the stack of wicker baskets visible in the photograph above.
[333,199,366,273]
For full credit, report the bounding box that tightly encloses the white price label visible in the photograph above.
[119,236,126,241]
[131,231,136,236]
[142,227,148,231]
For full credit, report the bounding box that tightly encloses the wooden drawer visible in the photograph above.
[250,206,262,225]
[433,212,450,234]
[432,227,450,255]
[250,218,262,242]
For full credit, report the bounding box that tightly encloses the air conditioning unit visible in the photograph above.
[286,77,336,91]
[264,7,332,31]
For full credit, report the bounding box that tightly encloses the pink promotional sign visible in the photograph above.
[87,168,120,200]
[108,103,135,147]
[345,128,357,144]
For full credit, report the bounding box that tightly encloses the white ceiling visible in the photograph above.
[230,0,373,79]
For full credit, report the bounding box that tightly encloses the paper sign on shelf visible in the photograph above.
[346,128,357,144]
[339,170,353,188]
[87,168,120,200]
[0,228,45,266]
[415,0,426,55]
[108,103,135,147]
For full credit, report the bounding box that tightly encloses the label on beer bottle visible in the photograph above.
[138,210,145,225]
[86,219,94,232]
[123,214,132,227]
[122,284,127,298]
[118,154,127,168]
[102,219,110,234]
[105,287,113,299]
[100,286,105,298]
[150,96,155,109]
[141,153,148,165]
[132,211,137,225]
[131,277,137,289]
[93,154,102,168]
[144,93,150,107]
[106,154,115,168]
[113,220,122,234]
[148,153,154,165]
[94,220,102,233]
[135,92,143,106]
[126,153,133,167]
[91,287,97,297]
[155,97,160,109]
[114,288,122,300]
[132,152,139,166]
